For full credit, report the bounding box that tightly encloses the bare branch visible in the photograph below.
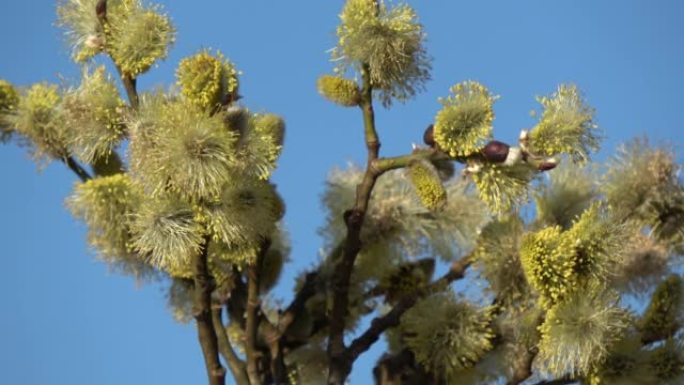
[327,63,381,385]
[63,156,92,182]
[245,241,270,385]
[532,379,576,385]
[211,308,249,385]
[193,237,226,385]
[346,255,472,364]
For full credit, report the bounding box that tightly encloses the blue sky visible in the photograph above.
[1,1,683,384]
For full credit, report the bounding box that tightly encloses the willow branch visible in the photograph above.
[119,74,139,109]
[245,242,269,385]
[193,237,226,385]
[63,156,92,181]
[532,379,576,385]
[279,242,344,340]
[373,348,434,385]
[345,255,472,364]
[506,313,546,385]
[278,271,318,334]
[327,63,381,385]
[211,308,249,385]
[374,148,448,172]
[260,321,288,385]
[507,351,536,385]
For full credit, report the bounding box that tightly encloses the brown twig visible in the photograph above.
[345,255,472,364]
[506,313,546,385]
[245,241,270,385]
[327,63,381,385]
[63,156,92,182]
[532,379,576,385]
[211,308,249,385]
[193,237,226,385]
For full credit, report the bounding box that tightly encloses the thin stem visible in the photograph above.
[63,156,92,182]
[262,321,287,385]
[360,64,380,164]
[277,271,318,334]
[506,313,545,385]
[120,73,139,109]
[345,255,472,363]
[532,379,576,385]
[245,243,269,385]
[211,308,249,385]
[193,237,226,385]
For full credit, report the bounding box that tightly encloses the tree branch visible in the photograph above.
[327,63,381,385]
[507,350,536,385]
[119,73,139,109]
[278,271,318,334]
[532,379,576,385]
[261,321,288,385]
[345,255,472,364]
[193,237,226,385]
[506,313,546,385]
[211,307,249,385]
[245,242,270,385]
[63,156,92,182]
[373,348,434,385]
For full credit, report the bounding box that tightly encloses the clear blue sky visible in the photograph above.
[0,1,682,384]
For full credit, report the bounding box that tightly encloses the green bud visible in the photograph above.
[333,0,430,106]
[236,113,285,180]
[108,5,175,77]
[380,258,434,304]
[0,80,19,113]
[538,289,629,378]
[401,292,494,383]
[253,113,285,147]
[639,275,684,344]
[519,226,575,308]
[177,50,239,111]
[317,75,360,107]
[67,173,154,279]
[471,162,536,213]
[57,0,107,62]
[563,203,627,285]
[433,81,495,157]
[529,84,599,163]
[201,180,281,265]
[11,83,68,161]
[0,79,19,140]
[407,159,447,211]
[130,197,203,274]
[649,339,684,383]
[62,66,126,163]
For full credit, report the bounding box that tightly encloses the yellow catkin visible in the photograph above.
[177,50,239,111]
[433,81,495,157]
[317,75,360,107]
[408,160,447,211]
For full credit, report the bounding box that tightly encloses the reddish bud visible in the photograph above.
[96,0,107,19]
[423,124,435,147]
[481,140,510,163]
[538,161,558,171]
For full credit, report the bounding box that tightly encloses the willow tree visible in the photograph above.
[2,1,683,385]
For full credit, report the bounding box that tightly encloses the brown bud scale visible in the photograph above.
[538,161,558,171]
[95,0,107,19]
[423,124,435,147]
[481,140,510,163]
